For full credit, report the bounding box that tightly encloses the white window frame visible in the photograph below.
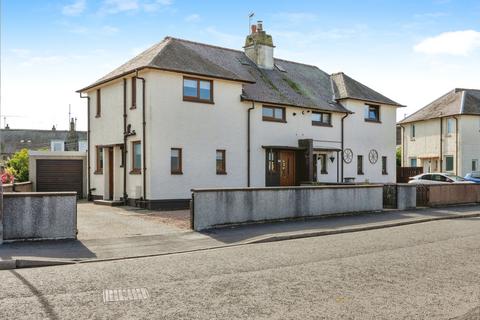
[51,140,64,152]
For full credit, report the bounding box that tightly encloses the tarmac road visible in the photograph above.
[0,217,479,319]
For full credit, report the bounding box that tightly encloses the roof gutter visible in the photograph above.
[77,67,255,93]
[79,92,91,200]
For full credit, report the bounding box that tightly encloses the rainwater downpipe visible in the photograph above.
[439,117,443,171]
[247,100,255,187]
[122,78,128,204]
[340,112,350,182]
[134,70,147,201]
[79,92,91,200]
[454,116,459,174]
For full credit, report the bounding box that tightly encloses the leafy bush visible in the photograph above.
[7,149,29,182]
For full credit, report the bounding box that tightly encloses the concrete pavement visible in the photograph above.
[0,217,479,319]
[0,204,479,267]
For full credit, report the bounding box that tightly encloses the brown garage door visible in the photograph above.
[36,159,83,197]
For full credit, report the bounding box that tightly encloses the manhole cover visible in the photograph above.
[103,288,150,302]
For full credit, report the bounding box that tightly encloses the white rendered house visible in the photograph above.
[398,88,480,176]
[78,22,403,209]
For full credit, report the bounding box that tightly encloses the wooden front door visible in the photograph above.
[279,151,295,186]
[108,148,114,200]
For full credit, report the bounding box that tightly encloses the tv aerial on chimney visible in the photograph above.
[248,12,255,33]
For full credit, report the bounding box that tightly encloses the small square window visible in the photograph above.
[171,148,182,174]
[410,158,417,167]
[364,104,380,122]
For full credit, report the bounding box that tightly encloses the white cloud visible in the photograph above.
[101,25,119,35]
[10,49,31,58]
[62,0,86,16]
[271,12,317,24]
[101,0,139,14]
[185,13,200,23]
[414,30,480,56]
[98,0,172,14]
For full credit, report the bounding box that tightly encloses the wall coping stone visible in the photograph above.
[192,184,383,192]
[3,192,77,198]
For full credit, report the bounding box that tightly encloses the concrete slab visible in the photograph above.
[76,201,190,240]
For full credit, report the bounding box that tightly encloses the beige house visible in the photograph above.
[398,88,480,176]
[78,22,403,209]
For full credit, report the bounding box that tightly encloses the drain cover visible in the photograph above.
[103,288,150,302]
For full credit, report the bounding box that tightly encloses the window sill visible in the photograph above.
[263,117,287,123]
[216,172,227,175]
[357,172,364,176]
[94,171,103,175]
[130,106,136,110]
[95,115,101,118]
[312,122,333,127]
[171,171,183,175]
[320,171,328,175]
[382,172,388,175]
[129,169,141,175]
[364,119,381,123]
[183,97,214,104]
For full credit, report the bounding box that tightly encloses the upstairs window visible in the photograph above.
[171,148,183,174]
[312,112,332,126]
[447,118,454,134]
[131,141,141,174]
[183,77,213,103]
[96,89,101,117]
[216,150,226,174]
[364,104,380,122]
[262,105,286,122]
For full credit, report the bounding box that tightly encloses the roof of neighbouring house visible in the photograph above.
[78,37,403,112]
[0,129,87,155]
[398,88,480,124]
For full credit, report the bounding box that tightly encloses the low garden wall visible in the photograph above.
[191,185,383,230]
[2,181,33,192]
[427,184,480,206]
[2,192,77,242]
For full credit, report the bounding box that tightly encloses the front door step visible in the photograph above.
[93,200,124,207]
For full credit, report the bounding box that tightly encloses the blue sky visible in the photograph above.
[2,0,480,130]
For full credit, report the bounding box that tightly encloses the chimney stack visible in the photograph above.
[244,20,275,70]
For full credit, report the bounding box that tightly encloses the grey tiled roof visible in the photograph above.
[0,129,87,155]
[398,88,480,124]
[331,72,403,107]
[79,37,402,113]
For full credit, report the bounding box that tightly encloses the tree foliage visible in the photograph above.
[7,149,29,182]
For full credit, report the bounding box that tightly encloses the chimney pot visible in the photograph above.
[251,24,257,34]
[257,20,263,31]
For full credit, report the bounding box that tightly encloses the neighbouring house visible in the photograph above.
[398,88,480,176]
[77,21,403,209]
[0,118,87,165]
